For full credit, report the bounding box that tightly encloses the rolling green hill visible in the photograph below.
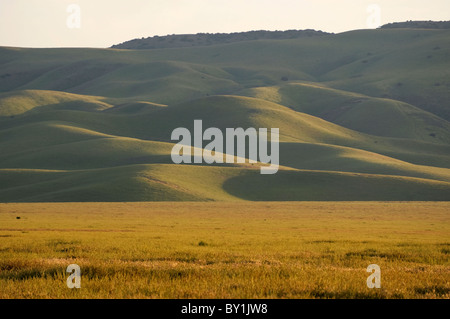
[239,82,450,143]
[0,90,113,116]
[0,26,449,201]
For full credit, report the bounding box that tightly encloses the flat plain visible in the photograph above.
[0,202,448,299]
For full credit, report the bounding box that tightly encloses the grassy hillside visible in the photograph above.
[0,90,112,116]
[2,29,449,116]
[0,27,449,202]
[240,83,450,143]
[1,165,449,202]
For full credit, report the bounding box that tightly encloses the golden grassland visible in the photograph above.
[0,202,448,299]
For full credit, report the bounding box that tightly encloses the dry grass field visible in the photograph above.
[0,202,448,299]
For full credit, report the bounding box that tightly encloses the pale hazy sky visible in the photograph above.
[0,0,449,48]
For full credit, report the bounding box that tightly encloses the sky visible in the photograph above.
[0,0,449,48]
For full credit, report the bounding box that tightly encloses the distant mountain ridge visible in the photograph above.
[380,20,450,29]
[111,29,331,50]
[111,21,450,50]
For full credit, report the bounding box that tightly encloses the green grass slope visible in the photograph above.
[0,164,449,202]
[319,29,450,120]
[0,166,203,202]
[2,29,448,118]
[0,90,112,116]
[223,168,450,201]
[278,142,450,183]
[0,27,449,202]
[4,91,446,168]
[240,82,450,143]
[0,91,449,181]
